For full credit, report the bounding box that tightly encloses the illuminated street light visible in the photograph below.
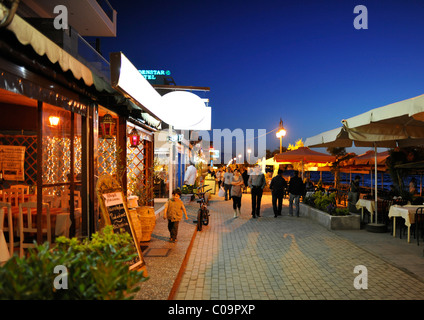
[276,118,286,153]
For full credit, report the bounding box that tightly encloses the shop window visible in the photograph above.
[42,103,83,239]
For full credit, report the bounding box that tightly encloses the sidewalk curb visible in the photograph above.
[167,219,198,300]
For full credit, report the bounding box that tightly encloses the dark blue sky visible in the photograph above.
[102,0,424,154]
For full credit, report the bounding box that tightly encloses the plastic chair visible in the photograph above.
[377,199,393,231]
[18,202,51,258]
[0,202,13,256]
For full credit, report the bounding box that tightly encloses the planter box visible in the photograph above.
[299,203,360,230]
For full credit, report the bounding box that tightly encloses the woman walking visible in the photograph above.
[231,169,244,218]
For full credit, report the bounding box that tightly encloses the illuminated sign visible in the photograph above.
[167,134,183,143]
[139,70,171,80]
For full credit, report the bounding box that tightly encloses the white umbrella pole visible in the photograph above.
[374,144,378,224]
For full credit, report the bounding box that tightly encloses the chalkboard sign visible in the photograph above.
[97,174,145,272]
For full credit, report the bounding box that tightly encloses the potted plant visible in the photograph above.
[0,226,148,299]
[128,168,156,242]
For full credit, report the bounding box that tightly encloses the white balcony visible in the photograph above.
[21,0,117,37]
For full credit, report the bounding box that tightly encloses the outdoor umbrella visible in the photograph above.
[341,94,424,146]
[273,147,336,179]
[338,150,389,192]
[305,128,398,230]
[306,94,424,230]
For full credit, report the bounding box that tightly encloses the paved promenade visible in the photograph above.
[172,194,424,300]
[136,193,424,300]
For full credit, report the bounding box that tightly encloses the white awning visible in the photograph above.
[0,3,94,87]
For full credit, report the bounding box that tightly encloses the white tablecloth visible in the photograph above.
[356,199,375,222]
[388,205,422,227]
[55,213,72,237]
[388,205,424,242]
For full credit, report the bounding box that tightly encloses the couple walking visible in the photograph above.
[224,165,265,219]
[270,170,304,217]
[252,168,304,218]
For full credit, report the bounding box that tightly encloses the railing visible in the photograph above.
[77,34,110,82]
[96,0,115,23]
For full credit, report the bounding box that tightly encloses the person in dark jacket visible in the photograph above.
[270,169,287,217]
[288,171,305,217]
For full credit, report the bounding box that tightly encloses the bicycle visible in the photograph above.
[195,186,211,231]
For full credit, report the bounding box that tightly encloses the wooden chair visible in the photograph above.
[11,184,29,194]
[416,207,424,246]
[18,202,51,258]
[61,190,81,210]
[1,188,22,207]
[0,202,14,256]
[11,185,29,206]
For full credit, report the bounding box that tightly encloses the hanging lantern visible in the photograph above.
[48,116,60,127]
[128,127,140,147]
[100,113,115,139]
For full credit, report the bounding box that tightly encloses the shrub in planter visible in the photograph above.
[334,207,350,216]
[313,191,336,212]
[0,226,148,300]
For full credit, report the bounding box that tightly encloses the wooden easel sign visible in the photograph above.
[97,174,146,272]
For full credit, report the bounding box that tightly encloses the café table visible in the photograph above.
[356,199,375,223]
[388,204,424,243]
[10,206,71,237]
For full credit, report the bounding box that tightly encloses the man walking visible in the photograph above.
[248,165,266,218]
[270,169,287,217]
[223,167,233,201]
[184,162,197,190]
[288,170,304,217]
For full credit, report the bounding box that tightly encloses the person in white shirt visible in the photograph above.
[184,163,197,187]
[223,167,233,201]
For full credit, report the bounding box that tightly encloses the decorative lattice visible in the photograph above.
[127,138,146,191]
[98,137,117,176]
[127,138,154,205]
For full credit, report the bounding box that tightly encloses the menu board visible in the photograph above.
[103,192,144,270]
[0,145,25,181]
[96,174,145,272]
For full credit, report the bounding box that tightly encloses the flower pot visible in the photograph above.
[136,206,156,242]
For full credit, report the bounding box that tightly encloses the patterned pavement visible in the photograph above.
[173,194,424,300]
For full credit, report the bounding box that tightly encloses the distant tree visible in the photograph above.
[287,139,304,151]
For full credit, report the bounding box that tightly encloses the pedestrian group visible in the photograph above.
[217,165,307,219]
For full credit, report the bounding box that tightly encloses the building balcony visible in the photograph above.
[21,0,117,37]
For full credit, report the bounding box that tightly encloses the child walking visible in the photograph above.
[163,188,188,242]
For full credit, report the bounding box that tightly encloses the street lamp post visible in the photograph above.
[276,118,286,153]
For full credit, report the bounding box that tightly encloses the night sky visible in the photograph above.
[101,0,424,156]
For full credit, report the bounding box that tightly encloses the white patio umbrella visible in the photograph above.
[305,127,396,230]
[306,94,424,230]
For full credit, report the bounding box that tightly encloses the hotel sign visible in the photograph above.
[139,70,171,80]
